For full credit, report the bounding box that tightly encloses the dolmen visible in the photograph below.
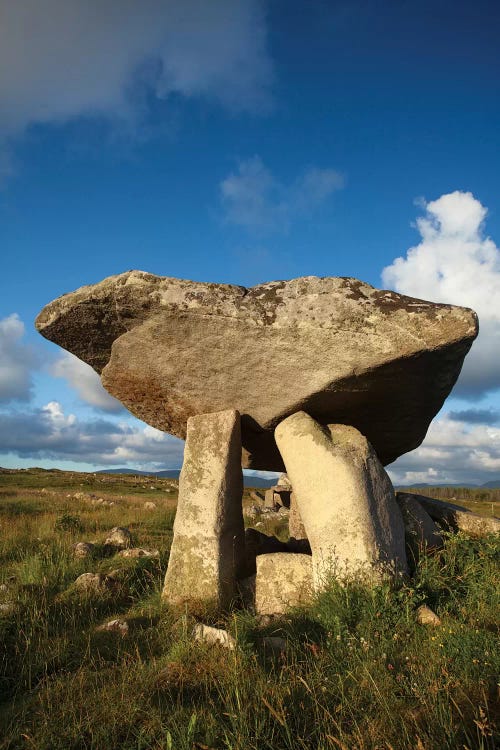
[36,272,483,614]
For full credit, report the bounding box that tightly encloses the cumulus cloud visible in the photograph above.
[387,413,500,486]
[0,0,273,172]
[52,352,123,413]
[0,401,184,469]
[382,191,500,398]
[0,314,39,402]
[220,156,344,232]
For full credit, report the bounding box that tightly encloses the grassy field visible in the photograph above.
[0,469,498,750]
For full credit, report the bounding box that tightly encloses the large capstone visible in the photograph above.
[275,412,408,585]
[162,409,245,610]
[36,271,478,470]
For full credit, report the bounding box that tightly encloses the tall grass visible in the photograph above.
[0,476,498,749]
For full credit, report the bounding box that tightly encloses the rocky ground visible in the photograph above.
[0,468,498,750]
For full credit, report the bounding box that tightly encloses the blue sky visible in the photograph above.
[1,0,499,484]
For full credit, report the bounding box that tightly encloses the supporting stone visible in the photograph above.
[255,553,313,615]
[162,409,245,610]
[275,412,408,588]
[396,493,443,564]
[289,492,307,540]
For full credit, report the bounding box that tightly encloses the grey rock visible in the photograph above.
[104,527,132,548]
[275,413,408,586]
[36,272,477,471]
[162,409,245,609]
[255,552,313,615]
[73,542,95,558]
[416,604,441,627]
[396,493,443,561]
[192,623,236,650]
[399,492,500,537]
[96,618,129,635]
[117,547,160,558]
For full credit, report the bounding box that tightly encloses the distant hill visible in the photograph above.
[96,468,276,488]
[397,482,479,489]
[481,480,500,489]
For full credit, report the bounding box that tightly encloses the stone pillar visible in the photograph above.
[289,492,307,540]
[162,409,245,610]
[275,412,407,588]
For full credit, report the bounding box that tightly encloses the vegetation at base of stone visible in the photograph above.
[0,470,499,750]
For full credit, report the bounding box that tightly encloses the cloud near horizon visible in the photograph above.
[0,401,184,469]
[220,156,344,233]
[382,191,500,399]
[0,0,273,176]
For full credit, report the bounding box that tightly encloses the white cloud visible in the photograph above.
[220,156,344,232]
[0,314,39,402]
[388,412,500,486]
[52,352,123,413]
[0,0,273,172]
[0,402,184,469]
[382,191,500,398]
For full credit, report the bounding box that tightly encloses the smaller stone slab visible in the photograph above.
[255,553,313,615]
[396,493,442,562]
[162,409,245,609]
[398,492,500,537]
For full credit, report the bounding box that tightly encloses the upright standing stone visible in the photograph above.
[162,409,245,610]
[289,493,307,540]
[275,412,408,587]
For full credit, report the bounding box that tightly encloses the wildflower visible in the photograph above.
[387,663,394,671]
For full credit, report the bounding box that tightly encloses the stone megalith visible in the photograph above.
[396,493,443,562]
[35,272,478,471]
[255,553,313,615]
[275,412,408,586]
[162,409,245,610]
[397,492,500,537]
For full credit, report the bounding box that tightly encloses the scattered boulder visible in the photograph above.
[416,604,442,627]
[73,542,95,558]
[192,623,236,650]
[96,618,129,636]
[396,493,443,561]
[73,573,118,595]
[275,413,408,587]
[162,409,245,609]
[117,548,159,558]
[399,492,500,537]
[36,272,477,471]
[144,501,157,510]
[104,527,132,548]
[249,490,264,504]
[255,553,313,615]
[0,602,17,616]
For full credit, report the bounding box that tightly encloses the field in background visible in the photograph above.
[0,468,498,750]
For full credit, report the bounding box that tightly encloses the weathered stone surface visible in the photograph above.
[255,553,313,615]
[416,605,442,627]
[96,618,129,636]
[398,492,500,537]
[192,623,236,650]
[73,573,118,595]
[277,473,292,490]
[162,409,245,609]
[275,412,408,586]
[36,272,478,471]
[289,492,307,540]
[104,527,132,548]
[117,547,160,558]
[73,542,95,558]
[396,493,443,560]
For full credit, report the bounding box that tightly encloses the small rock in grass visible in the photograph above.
[73,542,95,558]
[144,501,157,510]
[104,527,132,548]
[117,548,160,558]
[0,602,16,616]
[0,583,9,593]
[96,618,129,636]
[192,623,236,650]
[73,573,118,595]
[416,604,441,627]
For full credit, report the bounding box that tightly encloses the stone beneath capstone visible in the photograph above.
[396,493,443,561]
[275,412,408,587]
[399,492,500,537]
[289,492,307,540]
[162,409,245,610]
[255,553,313,615]
[35,271,478,471]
